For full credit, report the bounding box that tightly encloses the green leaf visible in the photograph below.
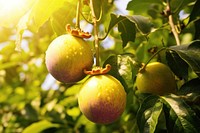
[107,14,153,47]
[136,95,159,133]
[169,40,200,77]
[29,0,72,32]
[50,6,75,36]
[194,19,200,40]
[16,0,75,50]
[148,101,164,133]
[178,78,200,95]
[126,0,162,15]
[166,50,188,80]
[161,94,200,133]
[170,0,196,14]
[189,0,200,23]
[22,120,60,133]
[127,15,153,35]
[103,55,128,91]
[107,14,136,47]
[103,54,139,91]
[118,17,136,47]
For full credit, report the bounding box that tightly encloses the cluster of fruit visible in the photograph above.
[45,32,126,124]
[45,30,176,124]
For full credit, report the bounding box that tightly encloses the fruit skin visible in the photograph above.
[136,62,176,95]
[78,75,126,124]
[45,34,93,83]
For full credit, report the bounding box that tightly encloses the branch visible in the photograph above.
[89,0,100,66]
[166,0,181,46]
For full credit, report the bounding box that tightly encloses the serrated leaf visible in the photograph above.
[161,94,200,133]
[189,0,200,23]
[136,95,159,133]
[22,120,60,133]
[169,40,200,77]
[166,50,188,80]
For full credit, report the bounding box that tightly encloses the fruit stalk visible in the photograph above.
[89,0,100,66]
[140,47,166,72]
[75,0,81,29]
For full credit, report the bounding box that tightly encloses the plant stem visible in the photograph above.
[140,47,167,72]
[75,0,81,29]
[166,0,181,46]
[89,0,100,66]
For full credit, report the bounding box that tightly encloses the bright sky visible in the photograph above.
[0,0,33,27]
[115,0,131,15]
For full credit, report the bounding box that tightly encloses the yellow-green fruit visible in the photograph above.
[78,75,126,124]
[136,62,176,95]
[45,34,93,83]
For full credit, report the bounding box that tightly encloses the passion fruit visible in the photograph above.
[78,75,126,124]
[45,34,93,83]
[136,62,176,95]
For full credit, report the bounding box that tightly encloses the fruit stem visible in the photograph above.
[165,0,181,46]
[75,0,81,29]
[140,47,167,72]
[89,0,100,66]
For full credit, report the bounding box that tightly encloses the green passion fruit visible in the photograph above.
[136,62,176,95]
[45,34,93,83]
[78,75,126,124]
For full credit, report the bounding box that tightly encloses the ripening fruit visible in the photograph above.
[45,34,93,83]
[136,62,176,95]
[78,75,126,124]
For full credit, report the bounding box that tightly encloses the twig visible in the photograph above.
[89,0,100,66]
[166,0,181,46]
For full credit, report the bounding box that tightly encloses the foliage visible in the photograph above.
[0,0,200,132]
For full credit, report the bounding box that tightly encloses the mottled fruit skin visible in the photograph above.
[136,62,176,95]
[45,34,93,83]
[78,75,126,124]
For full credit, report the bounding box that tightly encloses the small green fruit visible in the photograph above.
[78,75,126,124]
[136,62,176,95]
[45,34,93,83]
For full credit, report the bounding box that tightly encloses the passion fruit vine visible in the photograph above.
[136,62,177,95]
[78,74,126,124]
[45,34,93,83]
